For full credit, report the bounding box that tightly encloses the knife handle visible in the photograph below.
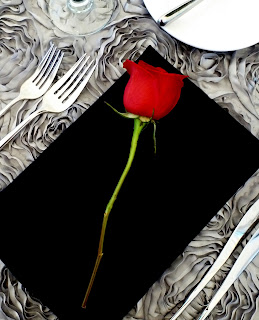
[197,226,259,320]
[169,199,259,320]
[157,0,205,26]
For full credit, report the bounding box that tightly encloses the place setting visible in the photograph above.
[0,1,259,320]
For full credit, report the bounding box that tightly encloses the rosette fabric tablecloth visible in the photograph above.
[0,1,259,320]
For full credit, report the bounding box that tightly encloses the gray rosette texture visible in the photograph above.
[0,0,259,319]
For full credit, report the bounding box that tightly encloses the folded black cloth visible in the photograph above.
[1,46,259,320]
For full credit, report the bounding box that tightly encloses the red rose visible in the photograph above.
[123,60,187,120]
[83,59,187,308]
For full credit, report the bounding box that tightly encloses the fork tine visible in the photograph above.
[47,53,88,94]
[32,43,56,79]
[36,43,55,68]
[56,55,90,98]
[65,61,96,104]
[47,51,64,82]
[33,46,59,85]
[59,59,94,101]
[36,50,64,88]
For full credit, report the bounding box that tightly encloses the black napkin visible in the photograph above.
[1,46,259,320]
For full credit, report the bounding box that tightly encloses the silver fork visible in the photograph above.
[0,53,96,150]
[0,43,64,118]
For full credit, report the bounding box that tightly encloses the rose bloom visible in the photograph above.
[123,60,188,120]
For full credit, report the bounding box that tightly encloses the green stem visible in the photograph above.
[105,118,146,215]
[82,118,147,308]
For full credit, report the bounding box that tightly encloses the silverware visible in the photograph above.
[0,43,63,118]
[157,0,205,26]
[198,224,259,320]
[169,198,259,320]
[0,54,96,150]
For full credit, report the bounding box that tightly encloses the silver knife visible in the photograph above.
[169,198,259,320]
[198,224,259,319]
[157,0,205,26]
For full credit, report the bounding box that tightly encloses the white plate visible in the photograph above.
[143,0,259,51]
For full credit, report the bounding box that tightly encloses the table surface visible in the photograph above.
[0,1,259,320]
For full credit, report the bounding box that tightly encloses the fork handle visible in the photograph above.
[0,110,41,150]
[0,95,23,118]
